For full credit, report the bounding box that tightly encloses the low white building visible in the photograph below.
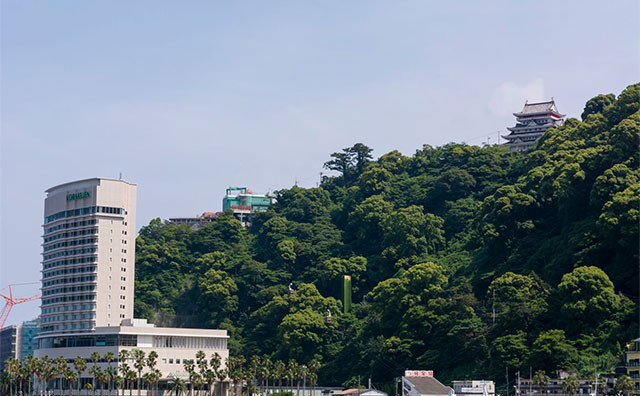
[35,318,229,389]
[452,381,495,396]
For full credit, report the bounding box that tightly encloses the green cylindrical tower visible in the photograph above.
[342,275,352,314]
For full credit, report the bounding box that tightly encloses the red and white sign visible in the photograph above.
[404,370,434,377]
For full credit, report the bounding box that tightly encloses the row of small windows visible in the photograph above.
[42,303,96,315]
[43,275,96,288]
[165,358,192,365]
[42,294,95,306]
[43,247,97,261]
[43,228,97,243]
[41,322,93,333]
[43,238,97,252]
[45,206,125,224]
[43,258,97,274]
[42,312,95,323]
[152,336,227,350]
[42,284,96,296]
[44,219,98,235]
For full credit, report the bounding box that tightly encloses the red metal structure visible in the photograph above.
[0,284,40,329]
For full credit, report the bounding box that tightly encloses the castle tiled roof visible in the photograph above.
[514,100,565,117]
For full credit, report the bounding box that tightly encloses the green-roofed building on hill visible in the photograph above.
[223,187,273,227]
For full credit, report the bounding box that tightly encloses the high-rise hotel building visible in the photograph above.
[36,178,229,390]
[41,178,137,334]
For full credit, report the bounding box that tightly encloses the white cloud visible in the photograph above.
[488,78,545,116]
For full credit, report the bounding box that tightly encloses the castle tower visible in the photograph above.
[502,99,565,152]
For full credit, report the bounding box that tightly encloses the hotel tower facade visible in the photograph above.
[41,178,137,334]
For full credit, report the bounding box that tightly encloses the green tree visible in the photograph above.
[381,206,444,262]
[487,272,549,331]
[490,331,529,372]
[581,94,615,120]
[557,266,622,334]
[529,330,578,372]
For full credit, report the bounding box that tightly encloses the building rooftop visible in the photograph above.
[404,376,452,396]
[514,100,565,117]
[45,177,136,193]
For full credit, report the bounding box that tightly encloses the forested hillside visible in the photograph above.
[134,84,639,387]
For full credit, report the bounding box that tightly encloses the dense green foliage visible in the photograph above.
[135,84,639,386]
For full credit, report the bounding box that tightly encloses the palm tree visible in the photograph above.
[170,378,187,396]
[196,351,207,374]
[193,373,205,396]
[615,375,633,396]
[89,366,103,396]
[308,373,318,396]
[208,352,222,396]
[85,383,94,396]
[105,352,115,395]
[1,371,10,396]
[229,356,245,396]
[216,368,228,396]
[75,356,88,396]
[90,352,101,396]
[286,361,298,395]
[99,369,110,396]
[114,375,124,396]
[24,354,37,396]
[153,369,162,396]
[562,376,579,395]
[240,368,253,396]
[66,369,79,396]
[34,355,48,396]
[533,370,550,395]
[296,365,307,396]
[183,359,196,396]
[4,357,19,396]
[146,352,159,396]
[41,356,54,396]
[55,355,69,396]
[274,361,285,393]
[131,349,146,396]
[126,370,137,396]
[119,363,131,396]
[250,356,261,395]
[18,363,29,396]
[118,351,130,396]
[263,357,273,395]
[105,366,117,396]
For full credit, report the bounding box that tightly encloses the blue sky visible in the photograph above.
[1,1,638,325]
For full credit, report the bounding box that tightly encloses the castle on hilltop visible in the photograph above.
[502,99,565,152]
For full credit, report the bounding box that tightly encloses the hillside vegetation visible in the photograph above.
[135,84,639,387]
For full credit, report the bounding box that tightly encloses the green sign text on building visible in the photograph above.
[66,191,91,201]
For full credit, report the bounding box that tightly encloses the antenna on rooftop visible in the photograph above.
[119,172,122,180]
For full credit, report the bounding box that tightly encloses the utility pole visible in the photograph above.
[492,289,496,325]
[506,367,509,396]
[529,367,532,396]
[516,371,520,396]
